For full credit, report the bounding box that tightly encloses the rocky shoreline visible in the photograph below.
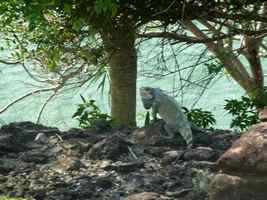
[0,121,238,200]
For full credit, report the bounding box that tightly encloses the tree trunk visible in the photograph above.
[102,26,137,127]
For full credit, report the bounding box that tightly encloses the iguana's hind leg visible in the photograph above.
[163,123,193,148]
[178,125,193,148]
[161,124,175,139]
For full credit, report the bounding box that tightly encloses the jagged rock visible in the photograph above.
[93,176,113,189]
[19,150,50,164]
[132,127,147,144]
[46,176,95,200]
[191,161,217,171]
[56,155,84,171]
[0,158,18,174]
[0,121,238,200]
[133,120,237,150]
[193,129,237,150]
[183,147,217,161]
[133,120,187,146]
[162,150,184,163]
[217,122,267,173]
[132,124,162,145]
[123,192,168,200]
[34,132,49,144]
[209,173,267,200]
[104,161,144,173]
[87,134,131,160]
[0,121,60,155]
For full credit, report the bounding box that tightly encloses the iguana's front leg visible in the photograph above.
[152,104,159,122]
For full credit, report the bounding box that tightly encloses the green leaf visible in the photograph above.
[63,3,72,14]
[72,18,83,32]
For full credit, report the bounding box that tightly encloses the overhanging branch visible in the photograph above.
[137,32,234,43]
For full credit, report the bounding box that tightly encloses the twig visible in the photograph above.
[36,91,58,124]
[127,146,138,160]
[22,62,47,83]
[0,87,57,114]
[138,32,234,44]
[0,59,20,65]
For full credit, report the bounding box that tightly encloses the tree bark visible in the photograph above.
[184,20,267,108]
[102,26,137,127]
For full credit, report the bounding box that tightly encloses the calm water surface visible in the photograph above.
[0,41,245,130]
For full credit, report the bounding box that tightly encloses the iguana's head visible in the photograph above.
[139,87,156,109]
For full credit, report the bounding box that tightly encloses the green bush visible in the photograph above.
[224,96,259,131]
[183,107,216,129]
[72,95,113,129]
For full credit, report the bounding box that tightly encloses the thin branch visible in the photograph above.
[0,59,20,65]
[137,32,233,44]
[22,62,48,83]
[0,87,57,114]
[36,91,57,124]
[183,20,254,92]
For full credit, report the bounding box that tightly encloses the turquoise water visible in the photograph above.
[0,40,245,130]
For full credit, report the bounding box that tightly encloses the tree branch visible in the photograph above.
[0,87,58,114]
[137,32,234,43]
[183,20,254,93]
[0,59,20,65]
[36,92,57,124]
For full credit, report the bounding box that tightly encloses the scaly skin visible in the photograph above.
[140,87,193,148]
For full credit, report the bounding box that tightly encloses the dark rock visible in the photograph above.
[87,134,131,160]
[34,133,49,144]
[19,151,50,164]
[191,161,217,171]
[0,121,60,155]
[56,155,84,171]
[123,192,168,200]
[47,176,95,200]
[162,150,184,163]
[0,158,18,174]
[104,161,144,173]
[0,121,238,200]
[133,120,186,146]
[183,147,217,161]
[94,176,113,189]
[193,129,238,151]
[94,119,112,133]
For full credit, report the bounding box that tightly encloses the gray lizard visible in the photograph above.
[140,87,193,148]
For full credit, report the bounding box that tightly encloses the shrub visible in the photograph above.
[224,96,259,131]
[183,107,216,129]
[72,95,113,129]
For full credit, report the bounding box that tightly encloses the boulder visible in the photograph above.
[209,173,267,200]
[217,122,267,174]
[209,122,267,200]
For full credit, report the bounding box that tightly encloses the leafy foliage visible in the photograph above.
[72,96,113,129]
[183,107,216,129]
[204,60,224,76]
[224,96,259,131]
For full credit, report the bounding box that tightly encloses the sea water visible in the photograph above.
[0,40,245,130]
